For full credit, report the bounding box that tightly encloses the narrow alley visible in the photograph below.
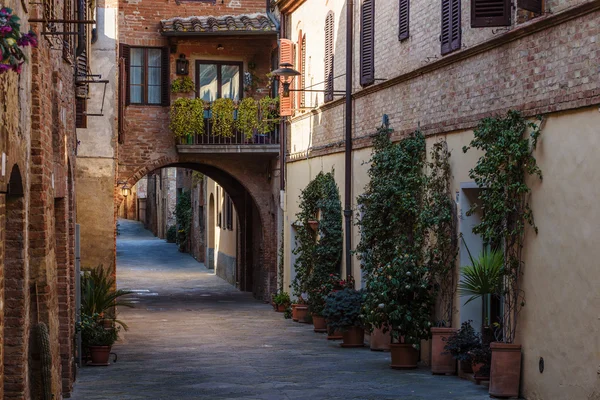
[71,220,489,400]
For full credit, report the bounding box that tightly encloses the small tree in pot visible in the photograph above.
[322,288,365,347]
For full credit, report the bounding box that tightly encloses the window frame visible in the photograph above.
[128,46,165,106]
[195,60,244,102]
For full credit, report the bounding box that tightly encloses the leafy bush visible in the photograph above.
[271,291,290,306]
[236,97,259,139]
[443,320,481,362]
[77,312,119,347]
[166,225,177,243]
[309,274,354,317]
[322,288,364,331]
[175,191,192,245]
[171,76,195,93]
[169,98,205,138]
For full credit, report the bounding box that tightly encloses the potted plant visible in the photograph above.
[77,312,120,365]
[463,111,542,398]
[0,7,37,74]
[443,320,481,373]
[169,98,205,143]
[470,342,491,380]
[322,288,365,347]
[309,274,354,333]
[81,265,133,328]
[235,97,259,140]
[271,291,290,312]
[211,97,235,138]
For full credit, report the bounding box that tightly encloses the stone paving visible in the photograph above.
[70,219,490,400]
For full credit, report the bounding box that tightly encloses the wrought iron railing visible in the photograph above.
[178,119,280,145]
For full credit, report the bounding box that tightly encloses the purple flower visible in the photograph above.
[0,25,12,35]
[0,8,12,17]
[0,63,12,73]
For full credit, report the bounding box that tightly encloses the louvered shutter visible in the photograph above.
[120,44,131,105]
[279,38,294,117]
[441,0,461,55]
[518,0,542,13]
[161,47,170,106]
[324,11,334,102]
[360,0,375,87]
[471,0,511,27]
[296,30,304,111]
[118,56,126,143]
[398,0,410,41]
[76,97,87,128]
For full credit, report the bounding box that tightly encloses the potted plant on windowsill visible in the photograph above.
[78,312,120,366]
[322,287,365,348]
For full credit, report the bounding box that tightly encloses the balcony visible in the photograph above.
[176,121,280,154]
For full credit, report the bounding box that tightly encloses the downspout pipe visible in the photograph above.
[344,0,353,280]
[266,0,281,32]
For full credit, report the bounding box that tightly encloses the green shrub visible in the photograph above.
[322,288,364,331]
[166,225,177,243]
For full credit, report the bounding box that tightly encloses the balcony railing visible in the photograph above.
[177,119,280,146]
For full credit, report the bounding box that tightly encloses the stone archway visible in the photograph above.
[116,155,278,300]
[2,164,30,399]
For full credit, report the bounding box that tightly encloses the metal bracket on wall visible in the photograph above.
[77,75,109,117]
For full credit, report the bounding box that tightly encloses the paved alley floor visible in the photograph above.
[71,219,490,400]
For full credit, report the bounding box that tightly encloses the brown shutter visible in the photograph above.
[398,0,410,41]
[360,0,375,87]
[296,30,304,112]
[441,0,461,55]
[76,97,87,128]
[471,0,511,27]
[161,47,170,106]
[324,11,334,102]
[118,56,126,143]
[518,0,542,13]
[278,38,294,117]
[120,44,131,105]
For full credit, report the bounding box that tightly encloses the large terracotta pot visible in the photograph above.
[295,305,309,323]
[292,304,300,321]
[275,304,287,312]
[341,326,365,348]
[431,327,456,375]
[390,344,418,369]
[489,343,521,398]
[326,324,343,340]
[312,314,327,332]
[369,326,391,351]
[88,345,112,366]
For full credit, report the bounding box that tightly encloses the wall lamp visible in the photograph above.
[176,54,189,75]
[121,184,131,197]
[271,62,300,97]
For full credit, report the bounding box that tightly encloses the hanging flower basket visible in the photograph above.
[0,7,37,74]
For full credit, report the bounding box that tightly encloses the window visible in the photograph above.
[398,0,410,41]
[121,45,169,106]
[297,30,306,110]
[471,0,511,27]
[76,97,86,128]
[517,0,542,14]
[324,11,334,102]
[441,0,461,55]
[360,0,375,87]
[196,61,243,102]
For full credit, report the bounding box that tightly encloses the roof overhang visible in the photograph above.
[160,13,278,37]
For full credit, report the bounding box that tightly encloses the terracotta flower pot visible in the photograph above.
[291,304,299,321]
[295,305,309,323]
[326,324,343,340]
[472,362,489,379]
[460,359,474,373]
[275,304,287,312]
[390,343,419,369]
[369,326,391,351]
[88,345,112,366]
[312,314,327,332]
[489,343,521,398]
[431,327,456,375]
[341,326,365,348]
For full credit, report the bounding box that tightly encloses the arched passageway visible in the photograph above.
[116,158,276,299]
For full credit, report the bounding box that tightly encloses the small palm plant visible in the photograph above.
[81,265,133,330]
[458,248,504,305]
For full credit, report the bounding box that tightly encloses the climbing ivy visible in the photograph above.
[291,171,343,315]
[463,110,542,344]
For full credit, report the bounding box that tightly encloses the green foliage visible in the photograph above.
[236,97,259,139]
[77,312,120,347]
[458,249,503,305]
[258,96,280,134]
[192,171,204,186]
[358,128,433,345]
[322,288,365,331]
[423,139,457,326]
[166,225,177,243]
[443,320,481,362]
[271,291,290,306]
[291,171,343,315]
[175,190,192,244]
[463,110,542,343]
[211,98,236,137]
[169,98,205,138]
[81,265,133,330]
[0,7,38,74]
[310,274,355,317]
[171,76,195,93]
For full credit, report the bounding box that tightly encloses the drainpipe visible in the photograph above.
[344,0,353,280]
[266,0,281,32]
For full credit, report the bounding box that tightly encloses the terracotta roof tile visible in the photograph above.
[161,13,277,35]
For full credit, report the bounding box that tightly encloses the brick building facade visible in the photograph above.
[280,0,600,399]
[0,0,83,397]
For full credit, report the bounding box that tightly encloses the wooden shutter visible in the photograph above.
[360,0,375,87]
[518,0,542,13]
[161,47,170,106]
[324,11,334,102]
[398,0,410,41]
[441,0,461,55]
[120,44,131,105]
[471,0,511,27]
[118,56,126,143]
[296,30,304,111]
[75,97,87,128]
[278,38,294,117]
